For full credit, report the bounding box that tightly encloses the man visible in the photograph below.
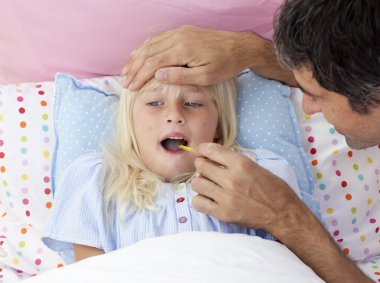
[123,1,379,282]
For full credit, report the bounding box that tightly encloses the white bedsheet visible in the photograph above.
[24,232,324,283]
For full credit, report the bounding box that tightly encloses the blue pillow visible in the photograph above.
[52,71,320,218]
[51,73,119,192]
[236,70,319,218]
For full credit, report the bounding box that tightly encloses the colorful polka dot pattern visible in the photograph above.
[291,89,380,281]
[0,82,64,281]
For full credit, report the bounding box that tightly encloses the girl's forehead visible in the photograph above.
[142,84,204,95]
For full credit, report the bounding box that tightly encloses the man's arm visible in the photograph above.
[123,25,296,90]
[191,143,372,283]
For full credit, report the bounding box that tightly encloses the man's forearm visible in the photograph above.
[273,203,372,282]
[236,31,297,86]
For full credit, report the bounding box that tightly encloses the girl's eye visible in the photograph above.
[147,101,163,107]
[184,102,202,107]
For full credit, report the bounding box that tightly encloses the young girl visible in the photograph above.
[43,78,300,262]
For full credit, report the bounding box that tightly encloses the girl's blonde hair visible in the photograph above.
[102,78,241,218]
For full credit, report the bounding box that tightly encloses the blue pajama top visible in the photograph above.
[43,149,300,256]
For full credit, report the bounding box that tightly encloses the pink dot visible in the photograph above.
[370,219,376,224]
[35,259,42,265]
[0,140,3,146]
[43,176,50,183]
[25,210,30,217]
[17,96,23,102]
[375,169,379,175]
[44,188,51,195]
[22,187,28,193]
[35,84,42,88]
[37,248,43,254]
[305,126,312,132]
[363,248,369,255]
[43,165,50,171]
[22,198,29,205]
[332,160,337,166]
[336,170,341,176]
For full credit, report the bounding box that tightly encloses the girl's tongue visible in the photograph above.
[161,138,187,152]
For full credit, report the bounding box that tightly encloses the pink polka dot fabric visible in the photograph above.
[0,82,64,281]
[291,89,380,281]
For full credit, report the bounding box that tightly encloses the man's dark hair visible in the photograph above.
[274,0,380,114]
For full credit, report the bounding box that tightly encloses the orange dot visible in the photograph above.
[311,160,318,166]
[57,263,64,268]
[20,121,27,128]
[347,151,353,157]
[345,194,352,200]
[21,228,27,234]
[40,100,47,107]
[374,272,380,275]
[46,202,52,209]
[0,166,6,173]
[343,248,350,255]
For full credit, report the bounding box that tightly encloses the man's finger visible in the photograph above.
[195,143,242,168]
[155,65,215,86]
[193,157,227,188]
[191,194,218,216]
[191,175,223,202]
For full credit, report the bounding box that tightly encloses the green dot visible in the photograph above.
[42,114,49,120]
[19,241,26,248]
[351,207,357,214]
[3,180,8,186]
[353,164,359,171]
[316,172,323,179]
[21,136,28,142]
[371,265,378,269]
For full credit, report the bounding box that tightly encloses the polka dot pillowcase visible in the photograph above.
[0,82,64,281]
[52,71,320,219]
[291,89,380,280]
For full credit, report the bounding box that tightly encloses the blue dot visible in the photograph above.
[358,175,364,181]
[352,218,357,224]
[42,125,49,132]
[319,183,326,190]
[6,191,11,197]
[329,128,336,134]
[21,147,28,154]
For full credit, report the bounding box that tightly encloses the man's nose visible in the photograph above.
[302,94,322,115]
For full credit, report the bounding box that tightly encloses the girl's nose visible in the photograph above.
[166,104,185,124]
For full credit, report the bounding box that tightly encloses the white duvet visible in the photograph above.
[24,232,324,283]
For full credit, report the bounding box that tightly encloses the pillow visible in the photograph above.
[290,89,380,280]
[52,71,320,219]
[0,0,283,84]
[23,232,323,283]
[0,81,65,281]
[51,74,120,191]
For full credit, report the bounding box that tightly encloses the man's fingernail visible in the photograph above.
[155,70,167,81]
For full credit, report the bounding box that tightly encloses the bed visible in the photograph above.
[1,1,379,282]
